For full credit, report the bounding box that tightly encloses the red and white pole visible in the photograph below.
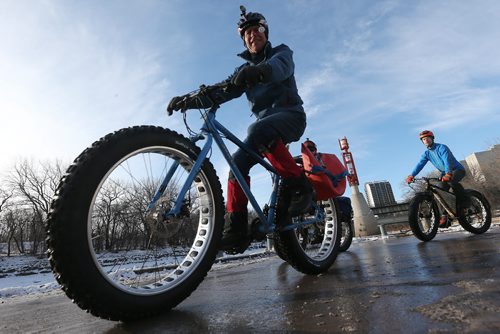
[338,137,379,236]
[338,137,359,186]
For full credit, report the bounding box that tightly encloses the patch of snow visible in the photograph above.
[0,244,272,300]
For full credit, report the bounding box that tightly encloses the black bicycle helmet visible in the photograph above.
[237,5,268,39]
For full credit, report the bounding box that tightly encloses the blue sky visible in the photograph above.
[1,0,499,205]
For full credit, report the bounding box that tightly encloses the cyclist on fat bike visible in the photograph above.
[406,130,467,227]
[167,7,312,251]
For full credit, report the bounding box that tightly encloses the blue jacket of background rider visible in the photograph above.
[210,41,305,118]
[410,142,465,177]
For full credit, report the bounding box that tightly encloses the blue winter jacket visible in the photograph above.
[210,42,305,118]
[411,142,465,177]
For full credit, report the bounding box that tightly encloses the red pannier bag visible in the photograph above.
[301,143,348,201]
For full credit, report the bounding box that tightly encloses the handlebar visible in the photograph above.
[407,177,441,190]
[413,177,441,182]
[172,82,231,113]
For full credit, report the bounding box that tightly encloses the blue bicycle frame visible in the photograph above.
[147,104,279,235]
[150,104,322,235]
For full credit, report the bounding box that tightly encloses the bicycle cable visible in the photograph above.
[183,111,196,137]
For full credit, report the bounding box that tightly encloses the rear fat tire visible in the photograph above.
[458,190,491,234]
[46,126,224,321]
[408,193,439,242]
[273,196,341,275]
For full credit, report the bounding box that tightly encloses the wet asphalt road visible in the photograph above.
[1,225,499,333]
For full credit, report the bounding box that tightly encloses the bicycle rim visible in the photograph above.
[87,145,216,296]
[293,199,339,261]
[416,198,438,235]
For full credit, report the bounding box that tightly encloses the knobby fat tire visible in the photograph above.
[46,126,224,321]
[408,193,439,242]
[458,190,491,234]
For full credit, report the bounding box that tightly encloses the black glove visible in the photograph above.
[167,95,183,115]
[231,63,272,88]
[166,95,189,116]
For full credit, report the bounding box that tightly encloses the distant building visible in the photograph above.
[460,144,500,211]
[364,181,397,208]
[461,144,499,187]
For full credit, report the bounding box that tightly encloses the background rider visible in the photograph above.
[406,130,467,227]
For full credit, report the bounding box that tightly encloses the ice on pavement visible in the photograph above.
[1,223,496,300]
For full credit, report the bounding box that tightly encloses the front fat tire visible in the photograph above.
[458,190,491,234]
[46,126,224,321]
[408,193,439,242]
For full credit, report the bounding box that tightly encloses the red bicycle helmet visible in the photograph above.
[419,130,434,140]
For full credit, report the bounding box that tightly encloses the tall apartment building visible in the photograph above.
[364,181,397,208]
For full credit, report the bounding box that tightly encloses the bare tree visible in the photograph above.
[0,187,12,214]
[91,177,155,252]
[0,187,13,255]
[2,210,19,256]
[1,156,211,256]
[0,204,33,256]
[484,137,500,149]
[5,159,66,255]
[91,181,128,252]
[400,170,440,202]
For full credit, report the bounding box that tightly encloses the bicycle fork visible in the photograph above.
[146,133,212,218]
